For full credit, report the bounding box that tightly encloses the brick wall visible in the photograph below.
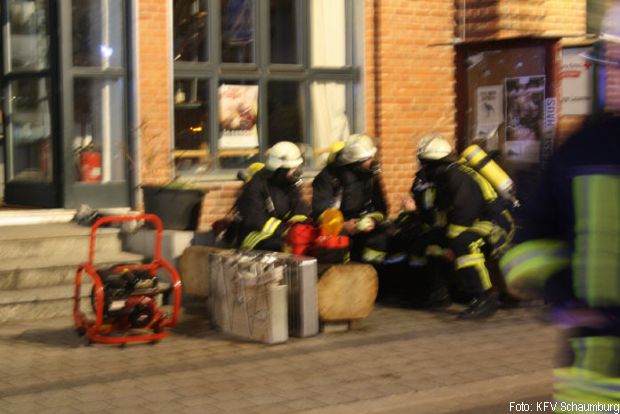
[137,1,173,185]
[368,0,456,217]
[606,42,620,111]
[455,0,586,40]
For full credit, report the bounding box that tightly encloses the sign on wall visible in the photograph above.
[504,76,545,162]
[218,84,259,149]
[560,47,593,116]
[475,85,503,151]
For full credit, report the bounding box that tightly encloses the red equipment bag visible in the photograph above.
[73,214,182,346]
[286,222,350,263]
[286,222,319,255]
[311,231,350,263]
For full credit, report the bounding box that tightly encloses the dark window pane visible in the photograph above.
[221,0,255,63]
[267,81,303,149]
[8,77,52,182]
[9,0,50,70]
[174,0,208,62]
[72,0,124,67]
[174,79,210,174]
[270,0,298,64]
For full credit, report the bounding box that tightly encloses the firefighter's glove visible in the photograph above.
[355,216,376,233]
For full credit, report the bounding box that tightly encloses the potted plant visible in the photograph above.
[141,183,206,231]
[130,120,211,231]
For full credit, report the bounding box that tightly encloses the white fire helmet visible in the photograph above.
[265,141,303,171]
[416,133,453,161]
[339,134,378,165]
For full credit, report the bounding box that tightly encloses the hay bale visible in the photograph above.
[317,263,378,321]
[178,246,233,298]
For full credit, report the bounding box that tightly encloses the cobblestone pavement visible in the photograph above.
[0,303,558,414]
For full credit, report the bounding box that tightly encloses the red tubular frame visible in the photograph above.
[73,214,182,345]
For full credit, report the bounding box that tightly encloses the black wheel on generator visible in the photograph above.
[119,343,127,349]
[150,340,160,345]
[75,327,86,337]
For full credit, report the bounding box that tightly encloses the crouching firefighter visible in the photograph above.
[235,141,310,252]
[387,168,451,307]
[416,133,515,319]
[312,134,389,263]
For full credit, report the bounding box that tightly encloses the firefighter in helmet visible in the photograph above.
[387,166,452,307]
[312,133,389,263]
[235,141,310,251]
[416,133,514,319]
[501,4,620,408]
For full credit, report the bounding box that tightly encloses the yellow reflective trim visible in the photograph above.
[447,224,468,238]
[287,215,308,223]
[425,244,445,257]
[471,220,493,236]
[364,212,385,222]
[241,217,283,250]
[455,253,491,290]
[500,239,570,295]
[362,247,386,263]
[455,253,485,269]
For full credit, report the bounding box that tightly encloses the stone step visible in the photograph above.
[0,279,172,323]
[0,223,124,261]
[0,251,145,290]
[0,284,93,323]
[0,207,133,227]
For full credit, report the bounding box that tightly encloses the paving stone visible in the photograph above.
[0,305,557,413]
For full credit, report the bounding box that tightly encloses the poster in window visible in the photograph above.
[218,84,259,149]
[560,47,593,116]
[504,76,545,162]
[475,85,503,151]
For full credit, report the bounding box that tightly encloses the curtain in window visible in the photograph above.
[311,0,349,166]
[311,82,349,166]
[311,0,345,67]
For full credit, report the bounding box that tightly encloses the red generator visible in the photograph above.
[73,214,182,345]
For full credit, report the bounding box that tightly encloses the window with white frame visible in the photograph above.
[173,0,361,175]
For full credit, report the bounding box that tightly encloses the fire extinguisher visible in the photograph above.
[80,150,102,183]
[77,134,102,183]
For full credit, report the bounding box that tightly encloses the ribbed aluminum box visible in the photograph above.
[207,250,319,341]
[208,251,288,344]
[272,252,319,338]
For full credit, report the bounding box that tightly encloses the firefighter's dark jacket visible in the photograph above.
[515,114,620,246]
[312,163,387,222]
[430,161,507,227]
[503,113,620,309]
[236,168,309,249]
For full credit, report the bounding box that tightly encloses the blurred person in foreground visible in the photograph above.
[500,4,620,409]
[235,141,309,251]
[312,134,389,263]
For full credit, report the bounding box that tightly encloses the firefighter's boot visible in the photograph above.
[458,290,499,320]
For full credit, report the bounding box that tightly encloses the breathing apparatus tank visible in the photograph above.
[460,144,519,207]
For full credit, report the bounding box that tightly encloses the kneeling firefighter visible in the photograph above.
[416,133,515,319]
[312,134,389,263]
[387,168,451,307]
[235,141,310,251]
